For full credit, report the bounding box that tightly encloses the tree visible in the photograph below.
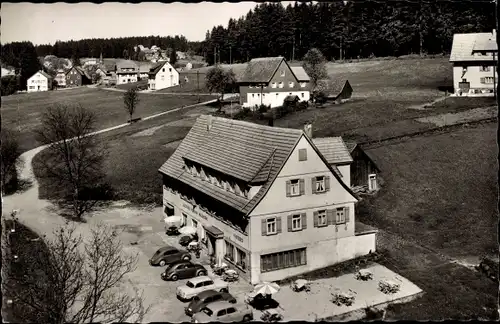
[1,128,23,194]
[169,47,178,65]
[35,104,108,221]
[123,87,140,122]
[302,48,328,88]
[1,75,20,96]
[205,67,236,111]
[3,219,148,323]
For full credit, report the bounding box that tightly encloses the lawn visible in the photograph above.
[115,79,148,90]
[1,87,215,152]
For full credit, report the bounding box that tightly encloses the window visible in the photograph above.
[278,82,284,88]
[298,148,307,161]
[314,176,326,193]
[266,217,277,235]
[169,68,172,72]
[316,210,327,227]
[336,208,346,224]
[236,248,246,269]
[182,213,188,225]
[287,179,301,196]
[226,308,236,315]
[480,66,491,72]
[225,241,235,260]
[291,214,302,231]
[280,70,285,77]
[162,68,165,72]
[261,248,306,272]
[271,82,277,88]
[164,204,175,216]
[481,77,495,84]
[217,310,227,316]
[252,94,255,98]
[301,93,305,98]
[289,81,294,88]
[301,82,306,88]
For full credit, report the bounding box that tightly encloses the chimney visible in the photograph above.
[303,123,313,138]
[207,115,213,131]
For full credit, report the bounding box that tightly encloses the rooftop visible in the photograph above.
[313,137,353,164]
[239,57,285,83]
[315,79,351,98]
[450,31,498,62]
[291,66,311,82]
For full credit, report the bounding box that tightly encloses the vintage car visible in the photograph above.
[149,246,191,267]
[191,301,253,323]
[177,276,229,301]
[185,289,237,317]
[161,261,207,281]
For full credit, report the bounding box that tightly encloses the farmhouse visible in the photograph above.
[315,78,353,103]
[27,70,53,92]
[159,115,377,285]
[148,61,179,90]
[450,29,498,96]
[94,67,107,81]
[344,142,380,192]
[238,57,311,109]
[54,69,67,87]
[66,66,92,87]
[116,61,139,85]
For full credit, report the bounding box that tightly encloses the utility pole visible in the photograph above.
[197,70,200,103]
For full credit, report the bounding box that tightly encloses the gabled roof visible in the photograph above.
[32,70,52,80]
[139,63,153,73]
[117,60,138,70]
[315,79,351,98]
[450,32,498,62]
[343,141,380,172]
[149,61,177,77]
[344,141,357,153]
[312,137,353,164]
[291,66,310,82]
[239,57,290,83]
[73,66,92,80]
[159,116,358,216]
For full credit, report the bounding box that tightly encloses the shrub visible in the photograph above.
[1,75,19,96]
[233,107,251,120]
[297,101,308,111]
[258,104,270,113]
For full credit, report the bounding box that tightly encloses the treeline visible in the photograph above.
[201,0,497,65]
[1,41,41,92]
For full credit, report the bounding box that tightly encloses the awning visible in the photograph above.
[204,225,224,239]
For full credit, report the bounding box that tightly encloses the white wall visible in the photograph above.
[243,91,310,108]
[337,165,351,188]
[149,62,179,90]
[27,72,50,92]
[453,64,498,95]
[117,73,138,84]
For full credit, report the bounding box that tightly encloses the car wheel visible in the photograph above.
[220,288,228,293]
[196,270,206,277]
[183,255,191,261]
[243,315,252,322]
[171,274,178,281]
[159,260,166,267]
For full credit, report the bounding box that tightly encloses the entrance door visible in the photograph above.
[207,234,216,257]
[368,174,377,191]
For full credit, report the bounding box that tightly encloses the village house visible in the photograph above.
[54,69,67,87]
[314,78,353,103]
[148,61,179,90]
[238,57,311,109]
[311,137,353,187]
[345,141,380,192]
[116,61,139,85]
[93,67,107,83]
[291,66,311,90]
[27,70,53,92]
[159,116,378,285]
[66,66,92,87]
[450,29,497,96]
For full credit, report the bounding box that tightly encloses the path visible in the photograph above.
[407,95,448,110]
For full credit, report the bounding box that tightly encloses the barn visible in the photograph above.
[315,78,353,103]
[345,141,380,192]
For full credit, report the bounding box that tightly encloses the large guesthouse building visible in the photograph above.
[159,116,377,284]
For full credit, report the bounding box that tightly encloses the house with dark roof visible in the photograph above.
[66,66,92,87]
[148,61,179,90]
[344,141,380,192]
[159,115,377,284]
[238,57,311,109]
[27,70,53,92]
[450,29,497,96]
[314,78,353,103]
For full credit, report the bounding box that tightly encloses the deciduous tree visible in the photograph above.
[123,87,140,122]
[1,128,23,194]
[303,48,328,88]
[205,66,236,111]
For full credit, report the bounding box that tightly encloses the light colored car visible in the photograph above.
[177,276,229,301]
[191,301,253,323]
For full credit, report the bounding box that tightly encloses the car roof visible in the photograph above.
[196,289,219,299]
[169,260,192,267]
[187,276,212,284]
[157,245,176,252]
[205,301,236,311]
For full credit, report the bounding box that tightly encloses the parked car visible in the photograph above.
[161,261,207,281]
[149,246,191,267]
[177,276,229,301]
[191,301,253,323]
[179,235,195,247]
[166,226,181,236]
[185,290,237,317]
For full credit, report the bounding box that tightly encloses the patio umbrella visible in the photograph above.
[179,226,197,235]
[164,215,182,227]
[253,282,280,296]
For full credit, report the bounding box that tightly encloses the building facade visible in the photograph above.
[148,61,179,90]
[54,70,67,87]
[116,61,139,85]
[27,71,52,92]
[238,57,311,109]
[66,66,92,87]
[345,142,380,192]
[159,116,377,284]
[450,30,497,96]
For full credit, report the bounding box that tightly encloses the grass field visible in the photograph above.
[2,87,215,152]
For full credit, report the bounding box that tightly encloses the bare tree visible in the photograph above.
[3,219,148,323]
[35,104,109,221]
[1,128,23,194]
[123,87,139,122]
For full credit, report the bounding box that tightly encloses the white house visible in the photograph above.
[159,115,378,284]
[54,69,67,87]
[148,61,179,90]
[116,61,139,85]
[27,70,53,92]
[450,29,498,96]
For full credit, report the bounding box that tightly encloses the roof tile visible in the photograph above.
[239,57,284,83]
[450,32,498,62]
[291,66,310,81]
[313,137,353,164]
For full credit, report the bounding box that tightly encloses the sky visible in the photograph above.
[1,2,294,45]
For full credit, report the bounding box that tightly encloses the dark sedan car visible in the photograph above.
[185,289,237,317]
[161,261,207,281]
[149,246,191,267]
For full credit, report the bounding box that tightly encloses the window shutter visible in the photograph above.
[311,178,317,194]
[299,179,305,195]
[327,209,335,225]
[301,213,307,229]
[261,219,267,236]
[325,176,330,191]
[313,211,319,227]
[287,215,293,232]
[276,217,282,233]
[345,207,350,223]
[286,181,291,197]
